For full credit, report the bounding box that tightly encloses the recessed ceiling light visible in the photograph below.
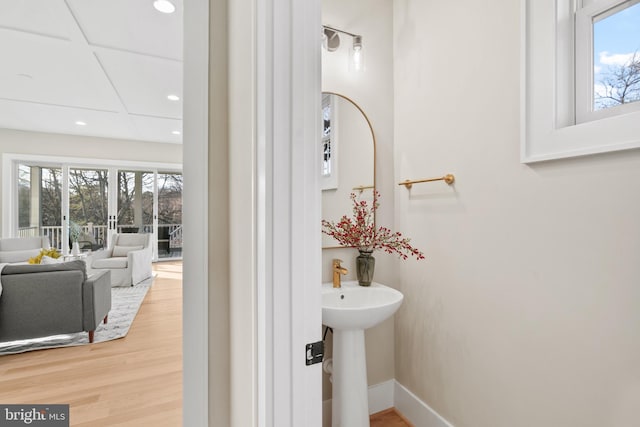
[75,121,87,126]
[172,130,181,135]
[167,94,180,101]
[153,0,176,14]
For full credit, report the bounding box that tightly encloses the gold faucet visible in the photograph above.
[332,259,348,288]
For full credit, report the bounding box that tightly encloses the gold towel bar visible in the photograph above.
[398,174,455,189]
[352,185,374,192]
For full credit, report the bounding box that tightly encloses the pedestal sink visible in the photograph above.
[322,280,404,427]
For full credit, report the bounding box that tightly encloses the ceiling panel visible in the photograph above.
[67,0,183,60]
[130,115,182,144]
[96,49,182,119]
[0,0,73,40]
[0,99,135,141]
[0,29,123,111]
[0,0,183,144]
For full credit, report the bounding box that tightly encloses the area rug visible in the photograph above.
[0,278,153,356]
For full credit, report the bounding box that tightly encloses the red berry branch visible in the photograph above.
[321,191,425,261]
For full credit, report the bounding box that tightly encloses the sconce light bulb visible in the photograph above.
[353,52,362,71]
[351,35,364,72]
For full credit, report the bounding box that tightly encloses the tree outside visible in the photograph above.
[595,50,640,110]
[18,165,62,229]
[69,168,108,227]
[592,1,640,111]
[157,172,183,226]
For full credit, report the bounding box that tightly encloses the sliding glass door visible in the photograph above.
[17,164,63,249]
[117,170,155,234]
[68,168,109,252]
[12,161,182,261]
[157,172,182,260]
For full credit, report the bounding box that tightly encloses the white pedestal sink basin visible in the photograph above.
[322,281,403,427]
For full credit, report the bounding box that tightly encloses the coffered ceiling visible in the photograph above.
[0,0,183,144]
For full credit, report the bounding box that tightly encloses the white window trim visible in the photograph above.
[521,0,640,163]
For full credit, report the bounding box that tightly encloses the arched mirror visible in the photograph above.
[321,92,376,248]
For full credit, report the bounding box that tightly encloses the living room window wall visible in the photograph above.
[8,157,182,262]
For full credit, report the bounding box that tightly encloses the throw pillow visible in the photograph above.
[28,248,62,264]
[40,255,64,264]
[112,245,144,257]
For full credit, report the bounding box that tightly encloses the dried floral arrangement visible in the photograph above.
[28,248,62,264]
[321,191,425,260]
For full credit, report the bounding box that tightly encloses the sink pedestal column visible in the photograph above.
[331,328,370,427]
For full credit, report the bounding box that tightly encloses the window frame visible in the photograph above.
[575,0,640,124]
[521,0,640,163]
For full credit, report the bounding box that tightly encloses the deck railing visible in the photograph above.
[18,223,182,251]
[169,225,183,248]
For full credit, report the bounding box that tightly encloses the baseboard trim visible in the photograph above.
[322,379,454,427]
[394,381,454,427]
[322,379,395,427]
[368,379,395,414]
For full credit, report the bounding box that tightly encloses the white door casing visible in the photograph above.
[256,0,323,425]
[185,0,323,424]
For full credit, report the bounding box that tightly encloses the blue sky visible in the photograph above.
[593,2,640,75]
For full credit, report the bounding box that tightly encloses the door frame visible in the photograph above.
[183,0,323,425]
[182,0,211,425]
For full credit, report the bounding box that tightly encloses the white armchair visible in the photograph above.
[89,233,153,287]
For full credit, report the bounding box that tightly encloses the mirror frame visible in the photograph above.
[322,91,377,249]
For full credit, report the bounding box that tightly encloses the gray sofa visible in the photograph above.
[0,261,111,343]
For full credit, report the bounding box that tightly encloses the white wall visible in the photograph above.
[321,0,397,402]
[0,128,181,163]
[394,0,640,426]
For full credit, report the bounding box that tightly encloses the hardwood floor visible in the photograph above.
[0,261,183,427]
[370,407,414,427]
[1,262,416,426]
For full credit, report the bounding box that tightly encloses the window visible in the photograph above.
[321,93,338,190]
[17,165,63,248]
[521,0,640,162]
[576,0,640,123]
[322,94,332,177]
[4,154,181,260]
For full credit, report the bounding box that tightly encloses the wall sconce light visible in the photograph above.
[323,27,341,52]
[322,25,365,72]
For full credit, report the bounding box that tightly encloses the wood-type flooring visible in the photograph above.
[370,407,414,426]
[0,261,183,426]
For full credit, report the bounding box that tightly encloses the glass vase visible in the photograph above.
[71,241,80,256]
[356,249,375,286]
